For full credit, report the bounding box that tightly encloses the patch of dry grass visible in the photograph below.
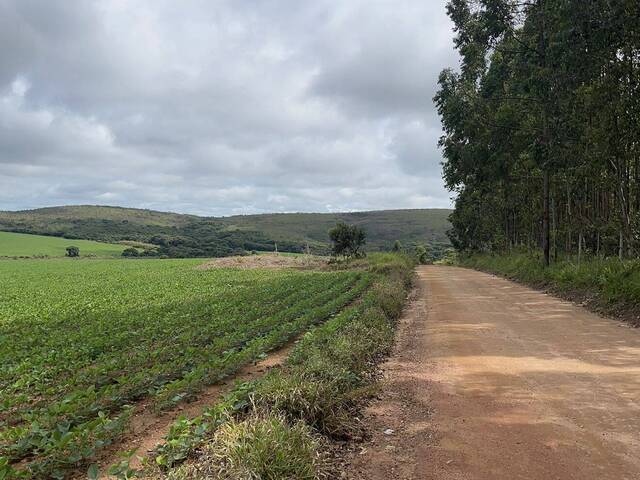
[197,253,329,270]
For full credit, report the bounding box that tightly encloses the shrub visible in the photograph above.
[369,281,406,320]
[415,244,430,264]
[65,246,80,257]
[121,247,140,257]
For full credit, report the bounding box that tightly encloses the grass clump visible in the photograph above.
[166,414,323,480]
[251,367,359,439]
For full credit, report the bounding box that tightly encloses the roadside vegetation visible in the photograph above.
[461,253,640,323]
[0,258,368,478]
[132,253,415,480]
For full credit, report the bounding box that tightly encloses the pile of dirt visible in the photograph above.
[197,253,329,270]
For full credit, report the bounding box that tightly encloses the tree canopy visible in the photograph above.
[328,222,366,258]
[436,0,640,263]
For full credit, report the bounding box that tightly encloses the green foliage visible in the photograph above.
[415,244,430,264]
[436,0,640,261]
[65,246,79,257]
[328,222,366,258]
[392,240,402,252]
[106,450,139,480]
[121,247,140,257]
[152,254,414,477]
[154,382,255,469]
[0,259,364,477]
[0,231,126,258]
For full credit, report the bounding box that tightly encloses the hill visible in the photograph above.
[219,209,451,250]
[0,205,451,257]
[0,231,128,258]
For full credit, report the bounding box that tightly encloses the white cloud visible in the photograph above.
[0,0,457,214]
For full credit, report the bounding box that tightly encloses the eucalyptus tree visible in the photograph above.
[436,0,640,262]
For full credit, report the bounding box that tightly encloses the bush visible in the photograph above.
[65,246,80,257]
[121,247,140,257]
[415,244,430,264]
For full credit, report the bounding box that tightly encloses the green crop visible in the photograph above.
[0,259,368,478]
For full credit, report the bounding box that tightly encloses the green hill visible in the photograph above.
[0,205,451,257]
[219,209,451,251]
[0,231,127,258]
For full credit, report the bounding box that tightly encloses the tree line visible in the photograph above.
[435,0,639,264]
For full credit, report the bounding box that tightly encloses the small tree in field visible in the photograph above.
[328,222,366,259]
[392,240,402,252]
[65,246,80,257]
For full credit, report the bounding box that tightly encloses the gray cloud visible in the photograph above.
[0,0,456,215]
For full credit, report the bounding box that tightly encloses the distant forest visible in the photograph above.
[436,0,639,264]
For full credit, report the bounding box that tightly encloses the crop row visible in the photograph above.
[0,259,369,478]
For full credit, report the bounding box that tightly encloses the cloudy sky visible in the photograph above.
[0,0,458,216]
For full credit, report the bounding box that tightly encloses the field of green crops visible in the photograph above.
[0,258,369,478]
[0,231,127,258]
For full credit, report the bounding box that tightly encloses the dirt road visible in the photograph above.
[348,266,640,480]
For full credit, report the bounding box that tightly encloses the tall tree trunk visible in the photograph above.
[551,191,557,261]
[578,231,583,265]
[619,231,624,261]
[543,169,551,266]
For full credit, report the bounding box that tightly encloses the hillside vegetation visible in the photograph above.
[219,209,451,250]
[0,206,451,257]
[0,231,127,258]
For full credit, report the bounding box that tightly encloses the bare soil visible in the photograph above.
[346,265,640,480]
[197,253,328,270]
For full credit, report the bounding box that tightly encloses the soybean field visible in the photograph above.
[0,259,368,478]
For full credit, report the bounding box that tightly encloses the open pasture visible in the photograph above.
[0,258,368,477]
[0,231,127,258]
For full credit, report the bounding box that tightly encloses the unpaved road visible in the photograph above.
[348,266,640,480]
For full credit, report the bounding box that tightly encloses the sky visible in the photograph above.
[0,0,458,216]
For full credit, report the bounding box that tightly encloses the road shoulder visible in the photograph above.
[344,267,434,480]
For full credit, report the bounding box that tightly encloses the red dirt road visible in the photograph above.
[348,266,640,480]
